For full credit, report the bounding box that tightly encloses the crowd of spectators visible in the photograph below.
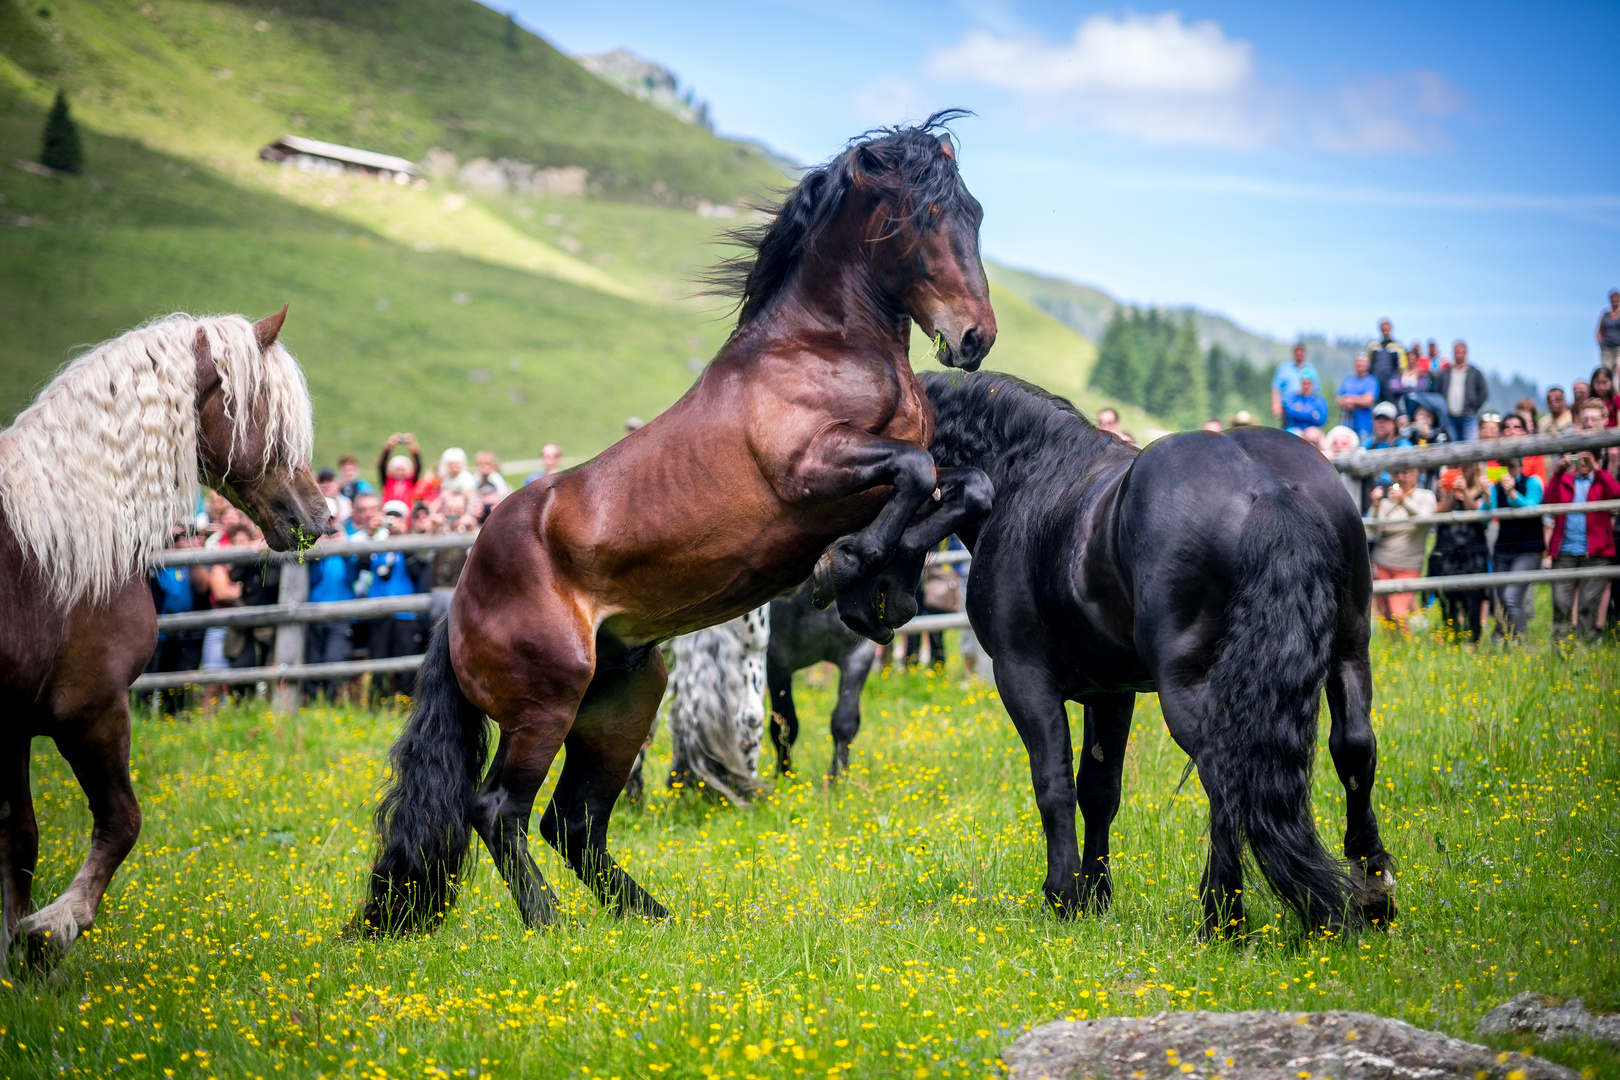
[144,430,574,710]
[1275,307,1619,644]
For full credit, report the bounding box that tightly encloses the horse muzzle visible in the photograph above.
[939,324,994,372]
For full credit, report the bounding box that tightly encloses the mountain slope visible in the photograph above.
[1,2,1149,462]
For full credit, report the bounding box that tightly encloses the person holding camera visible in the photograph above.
[1545,428,1620,640]
[1369,467,1437,634]
[1485,446,1545,640]
[1429,463,1490,643]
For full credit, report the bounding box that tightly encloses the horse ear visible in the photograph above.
[938,135,955,162]
[254,304,289,351]
[854,145,883,181]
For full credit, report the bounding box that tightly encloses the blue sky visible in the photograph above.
[505,0,1619,389]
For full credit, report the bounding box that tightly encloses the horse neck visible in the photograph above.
[932,394,1129,502]
[768,206,910,356]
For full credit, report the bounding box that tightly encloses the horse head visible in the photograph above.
[193,307,331,551]
[852,112,997,371]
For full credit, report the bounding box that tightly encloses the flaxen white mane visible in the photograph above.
[0,313,314,608]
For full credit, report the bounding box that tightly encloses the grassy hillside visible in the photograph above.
[0,0,1164,464]
[0,0,781,203]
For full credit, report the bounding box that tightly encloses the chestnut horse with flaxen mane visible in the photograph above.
[0,309,328,972]
[357,112,998,934]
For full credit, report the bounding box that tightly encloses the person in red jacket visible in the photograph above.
[1545,435,1620,640]
[377,432,421,505]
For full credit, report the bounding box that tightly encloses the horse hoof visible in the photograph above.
[810,549,838,609]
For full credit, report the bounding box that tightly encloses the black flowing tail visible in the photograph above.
[352,620,488,936]
[1207,491,1356,934]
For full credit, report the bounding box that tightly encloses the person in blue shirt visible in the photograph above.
[304,510,361,699]
[368,500,424,701]
[1270,343,1319,425]
[1336,353,1380,440]
[1358,402,1413,512]
[1282,376,1329,435]
[1485,451,1545,640]
[145,530,210,714]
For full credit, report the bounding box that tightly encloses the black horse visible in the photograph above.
[767,582,877,778]
[856,373,1396,936]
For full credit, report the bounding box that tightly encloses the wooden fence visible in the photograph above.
[132,427,1620,706]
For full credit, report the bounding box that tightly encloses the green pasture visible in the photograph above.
[1,626,1615,1080]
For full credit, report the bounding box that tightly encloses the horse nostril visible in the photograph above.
[961,327,982,358]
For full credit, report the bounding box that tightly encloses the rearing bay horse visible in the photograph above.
[358,112,998,934]
[0,309,328,970]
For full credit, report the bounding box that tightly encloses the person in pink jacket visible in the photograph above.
[1545,437,1620,639]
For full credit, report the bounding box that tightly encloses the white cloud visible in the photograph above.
[917,10,1466,153]
[930,12,1253,97]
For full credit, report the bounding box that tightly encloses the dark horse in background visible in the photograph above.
[865,373,1395,935]
[0,309,328,970]
[767,582,876,780]
[358,112,997,934]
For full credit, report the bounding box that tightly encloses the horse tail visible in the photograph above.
[1206,490,1355,934]
[353,619,488,936]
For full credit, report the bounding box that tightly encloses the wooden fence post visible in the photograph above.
[272,560,309,714]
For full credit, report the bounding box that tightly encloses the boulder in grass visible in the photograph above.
[1002,1010,1578,1080]
[1475,992,1620,1047]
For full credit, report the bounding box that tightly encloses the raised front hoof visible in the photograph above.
[810,547,845,610]
[1350,857,1398,927]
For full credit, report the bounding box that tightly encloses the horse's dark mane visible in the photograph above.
[704,109,976,328]
[920,371,1131,484]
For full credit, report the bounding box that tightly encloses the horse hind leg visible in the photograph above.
[469,723,572,928]
[13,704,141,971]
[1326,653,1397,926]
[538,658,670,919]
[0,733,39,965]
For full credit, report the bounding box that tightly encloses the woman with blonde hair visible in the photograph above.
[437,446,478,495]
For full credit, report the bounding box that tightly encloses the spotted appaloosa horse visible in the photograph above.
[0,309,328,971]
[357,112,997,935]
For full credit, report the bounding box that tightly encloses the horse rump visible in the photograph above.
[350,620,488,936]
[1205,493,1357,936]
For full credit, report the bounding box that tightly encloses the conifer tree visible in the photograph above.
[1159,316,1208,427]
[1206,343,1232,417]
[40,89,82,174]
[1091,307,1139,405]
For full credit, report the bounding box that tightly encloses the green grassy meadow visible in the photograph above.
[1,625,1615,1080]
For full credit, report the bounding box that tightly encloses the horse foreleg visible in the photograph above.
[1075,693,1132,913]
[538,660,670,919]
[997,660,1084,917]
[13,711,140,971]
[0,734,38,964]
[1326,653,1397,925]
[792,428,938,610]
[827,641,876,780]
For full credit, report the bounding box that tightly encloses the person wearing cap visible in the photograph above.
[1597,289,1620,374]
[1436,341,1488,442]
[1361,401,1411,512]
[1485,435,1545,641]
[367,500,423,700]
[316,468,352,529]
[377,432,421,505]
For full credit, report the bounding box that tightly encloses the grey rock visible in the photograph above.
[1003,1010,1577,1080]
[1475,992,1620,1046]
